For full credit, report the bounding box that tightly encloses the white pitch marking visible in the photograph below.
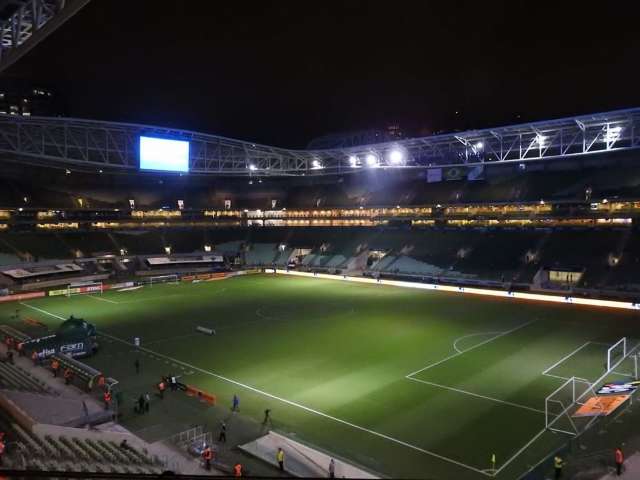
[19,302,65,320]
[406,376,545,414]
[144,333,200,346]
[406,320,535,378]
[97,330,491,477]
[541,342,592,376]
[86,295,119,304]
[542,372,572,381]
[452,331,503,354]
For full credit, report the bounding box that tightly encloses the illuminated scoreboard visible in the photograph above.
[139,136,190,173]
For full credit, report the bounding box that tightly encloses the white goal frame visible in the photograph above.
[607,337,627,372]
[545,337,638,437]
[545,376,598,436]
[145,274,179,287]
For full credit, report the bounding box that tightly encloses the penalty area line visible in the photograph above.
[406,319,535,378]
[97,330,491,477]
[406,376,545,415]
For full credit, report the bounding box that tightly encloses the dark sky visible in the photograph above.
[5,0,640,148]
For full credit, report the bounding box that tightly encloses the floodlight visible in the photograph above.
[605,126,622,143]
[311,159,323,169]
[475,141,484,150]
[535,134,546,147]
[348,155,359,167]
[389,149,404,165]
[248,164,257,171]
[366,153,378,167]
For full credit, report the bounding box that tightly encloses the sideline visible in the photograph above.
[269,269,640,311]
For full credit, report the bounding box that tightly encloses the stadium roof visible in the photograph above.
[0,107,638,176]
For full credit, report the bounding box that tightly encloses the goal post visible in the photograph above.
[144,274,179,287]
[545,337,640,437]
[607,337,627,373]
[545,376,597,436]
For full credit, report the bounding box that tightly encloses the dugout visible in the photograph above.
[49,353,104,392]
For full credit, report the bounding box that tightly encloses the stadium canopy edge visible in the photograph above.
[0,107,637,176]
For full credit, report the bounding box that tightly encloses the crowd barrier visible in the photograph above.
[268,269,640,312]
[0,291,45,303]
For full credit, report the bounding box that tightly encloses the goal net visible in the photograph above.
[67,281,103,297]
[143,274,179,287]
[545,376,598,435]
[545,337,639,436]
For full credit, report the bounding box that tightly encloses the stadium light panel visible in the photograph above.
[366,153,378,167]
[389,149,404,165]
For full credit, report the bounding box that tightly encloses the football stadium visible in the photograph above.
[0,2,639,480]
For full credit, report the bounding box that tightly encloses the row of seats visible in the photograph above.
[0,408,161,474]
[0,361,52,394]
[0,227,638,290]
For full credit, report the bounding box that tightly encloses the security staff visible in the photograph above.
[615,447,624,476]
[276,448,285,471]
[103,390,112,410]
[202,446,213,470]
[158,380,166,399]
[554,455,564,479]
[51,359,60,377]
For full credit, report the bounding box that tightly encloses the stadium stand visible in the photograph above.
[0,361,52,394]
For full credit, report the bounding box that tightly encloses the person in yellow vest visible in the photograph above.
[51,358,60,377]
[276,447,285,471]
[234,463,242,477]
[554,455,564,479]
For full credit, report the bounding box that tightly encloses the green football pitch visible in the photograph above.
[3,274,639,479]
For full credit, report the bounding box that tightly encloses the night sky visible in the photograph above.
[5,1,640,148]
